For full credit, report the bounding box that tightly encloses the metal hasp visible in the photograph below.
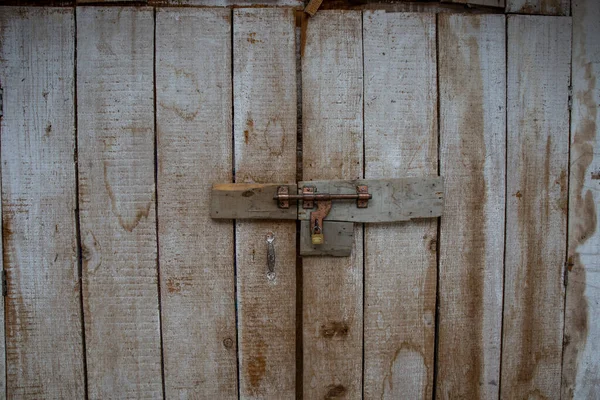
[274,185,372,245]
[210,177,444,257]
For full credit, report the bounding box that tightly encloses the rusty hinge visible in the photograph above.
[2,270,7,296]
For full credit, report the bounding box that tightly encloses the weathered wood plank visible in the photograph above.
[211,183,297,220]
[156,8,237,399]
[362,11,437,399]
[76,7,163,398]
[501,15,571,400]
[437,14,506,400]
[233,8,297,399]
[506,0,569,15]
[302,10,363,399]
[0,8,84,398]
[562,0,600,398]
[297,178,443,223]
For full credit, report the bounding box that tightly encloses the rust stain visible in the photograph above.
[562,46,597,397]
[297,11,308,58]
[247,339,267,393]
[320,321,349,338]
[166,277,192,294]
[244,130,250,144]
[515,190,523,199]
[247,32,261,44]
[591,171,600,180]
[324,384,346,399]
[383,341,426,397]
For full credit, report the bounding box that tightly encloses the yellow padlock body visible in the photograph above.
[311,233,324,245]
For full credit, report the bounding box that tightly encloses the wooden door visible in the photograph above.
[0,3,596,399]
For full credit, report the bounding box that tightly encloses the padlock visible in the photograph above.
[311,232,324,245]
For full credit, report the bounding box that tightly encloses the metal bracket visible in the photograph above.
[274,185,371,245]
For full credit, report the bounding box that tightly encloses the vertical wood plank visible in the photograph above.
[562,0,600,398]
[506,0,569,15]
[233,8,297,399]
[437,14,506,400]
[156,8,237,399]
[502,15,571,400]
[302,10,363,399]
[76,7,163,398]
[362,11,437,400]
[0,8,84,398]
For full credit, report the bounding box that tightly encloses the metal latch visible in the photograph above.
[210,178,444,256]
[274,185,371,245]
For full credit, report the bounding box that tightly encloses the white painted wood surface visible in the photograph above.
[437,13,506,400]
[0,8,84,398]
[156,8,237,399]
[233,8,297,399]
[506,0,569,15]
[562,1,600,398]
[502,15,571,400]
[76,7,163,398]
[362,11,437,400]
[302,10,364,400]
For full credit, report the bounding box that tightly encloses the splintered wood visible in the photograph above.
[562,0,600,398]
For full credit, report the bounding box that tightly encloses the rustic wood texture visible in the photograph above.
[211,183,297,220]
[302,10,364,399]
[0,8,84,398]
[233,8,297,399]
[506,0,569,15]
[76,7,163,398]
[437,14,506,400]
[562,0,600,398]
[501,15,571,400]
[362,11,437,399]
[156,8,237,399]
[297,178,443,223]
[300,221,354,257]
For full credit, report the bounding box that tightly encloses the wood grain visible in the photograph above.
[156,8,237,399]
[0,7,84,398]
[233,8,297,399]
[506,0,569,15]
[302,10,364,399]
[76,7,163,398]
[362,11,437,399]
[437,13,506,400]
[211,183,297,220]
[562,1,600,398]
[501,15,571,400]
